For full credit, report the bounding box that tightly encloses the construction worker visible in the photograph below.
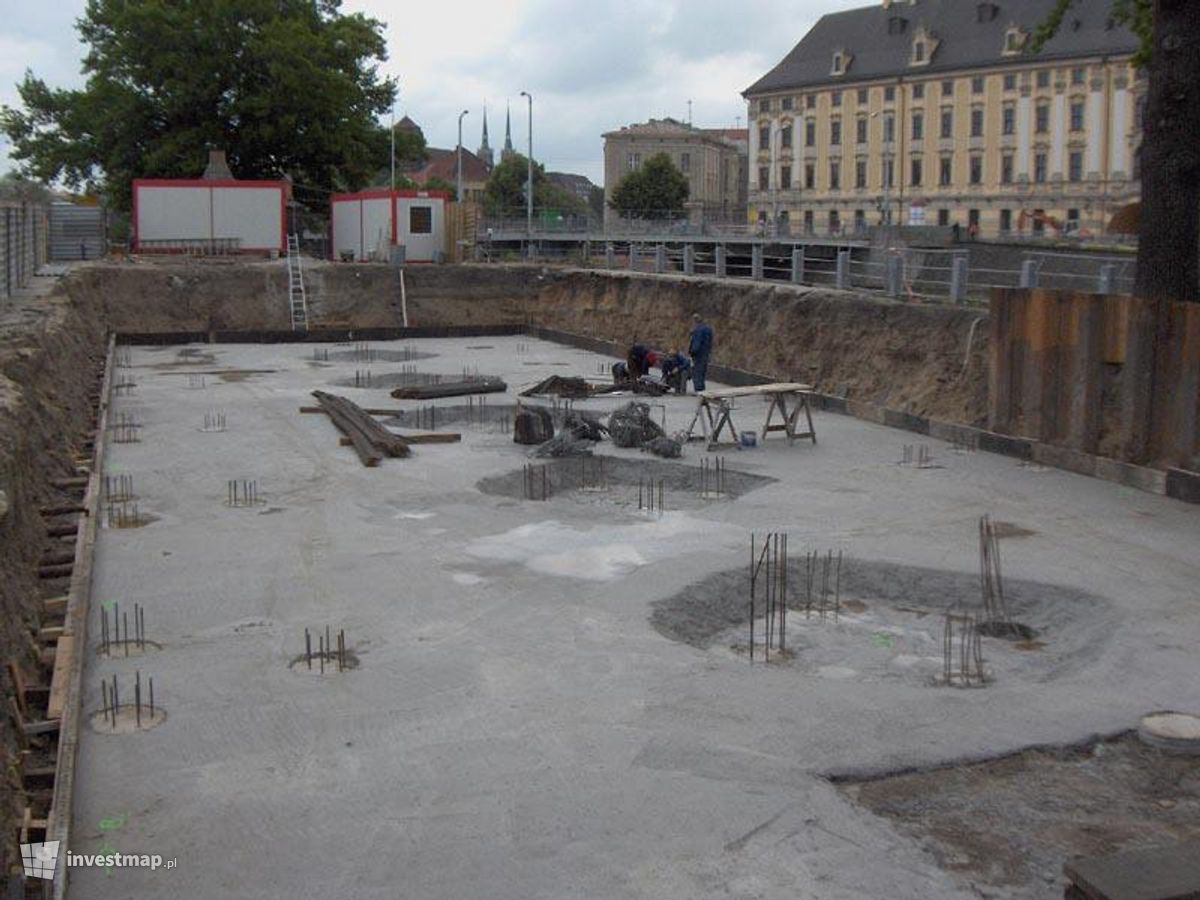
[688,313,713,392]
[659,349,692,393]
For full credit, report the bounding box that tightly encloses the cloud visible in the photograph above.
[5,0,859,184]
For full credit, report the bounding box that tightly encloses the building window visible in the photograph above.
[1134,95,1146,129]
[910,157,923,187]
[806,94,816,109]
[1034,152,1047,182]
[831,119,842,145]
[942,78,954,97]
[806,120,816,146]
[830,161,841,190]
[759,165,769,187]
[804,209,814,233]
[882,158,895,187]
[627,152,640,170]
[971,108,984,137]
[884,85,896,102]
[829,210,841,233]
[912,112,923,141]
[1000,209,1012,232]
[1004,29,1022,53]
[856,116,868,144]
[760,98,773,112]
[832,90,842,107]
[940,108,953,138]
[781,165,792,189]
[855,209,866,232]
[782,96,794,111]
[680,152,690,172]
[1036,70,1050,89]
[968,208,980,228]
[913,83,925,100]
[1067,207,1080,227]
[883,113,895,143]
[913,41,926,63]
[1070,100,1085,131]
[938,208,950,226]
[969,155,983,184]
[832,52,844,74]
[1071,66,1086,85]
[972,75,984,94]
[1035,103,1049,133]
[939,155,952,186]
[1003,73,1016,90]
[410,206,433,234]
[759,125,771,148]
[1002,104,1015,135]
[857,87,868,104]
[1001,154,1014,184]
[856,159,867,188]
[781,126,792,149]
[1068,150,1083,181]
[805,164,815,189]
[1032,212,1045,235]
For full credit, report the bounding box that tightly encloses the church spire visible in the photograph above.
[502,102,514,160]
[479,103,493,169]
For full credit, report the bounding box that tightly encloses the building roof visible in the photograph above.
[702,128,749,142]
[603,118,747,150]
[407,147,491,185]
[744,0,1138,95]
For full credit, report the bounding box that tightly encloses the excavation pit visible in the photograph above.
[651,558,1112,687]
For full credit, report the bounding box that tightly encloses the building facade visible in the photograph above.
[743,0,1142,237]
[602,118,748,228]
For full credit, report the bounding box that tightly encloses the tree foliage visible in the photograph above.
[608,153,689,219]
[1031,0,1153,65]
[483,153,583,215]
[0,0,396,210]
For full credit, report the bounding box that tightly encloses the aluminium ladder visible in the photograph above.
[286,234,308,331]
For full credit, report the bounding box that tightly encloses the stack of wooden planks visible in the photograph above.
[311,391,411,466]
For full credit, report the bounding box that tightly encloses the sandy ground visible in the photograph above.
[71,335,1200,899]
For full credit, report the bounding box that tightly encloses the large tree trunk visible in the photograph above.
[1135,0,1200,302]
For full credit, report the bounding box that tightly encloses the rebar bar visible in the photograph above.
[305,628,312,670]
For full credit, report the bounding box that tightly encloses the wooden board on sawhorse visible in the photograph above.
[686,382,816,449]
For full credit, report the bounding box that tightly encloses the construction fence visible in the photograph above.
[1,199,50,299]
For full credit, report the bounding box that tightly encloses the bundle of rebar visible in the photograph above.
[523,463,550,500]
[943,611,985,686]
[978,514,1008,625]
[305,626,349,672]
[638,476,665,512]
[390,377,507,400]
[803,550,843,622]
[100,671,155,728]
[312,390,412,466]
[700,457,727,497]
[749,532,789,663]
[100,601,147,656]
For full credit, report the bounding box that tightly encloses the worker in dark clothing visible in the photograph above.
[659,350,692,393]
[627,343,651,379]
[688,313,713,392]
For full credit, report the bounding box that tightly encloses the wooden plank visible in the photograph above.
[43,596,69,613]
[699,382,812,400]
[7,659,27,717]
[300,406,405,416]
[47,636,74,720]
[40,504,86,517]
[23,719,61,736]
[392,431,461,444]
[39,564,74,580]
[49,477,89,489]
[38,627,65,644]
[1064,839,1200,900]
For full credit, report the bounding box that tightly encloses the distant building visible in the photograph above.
[501,103,516,163]
[742,0,1142,237]
[602,118,748,228]
[545,171,598,206]
[478,105,494,170]
[406,147,491,204]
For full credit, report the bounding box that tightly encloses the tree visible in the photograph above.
[0,0,396,211]
[482,153,583,217]
[1034,0,1198,302]
[608,153,689,220]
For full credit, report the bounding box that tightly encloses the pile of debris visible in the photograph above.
[608,402,682,458]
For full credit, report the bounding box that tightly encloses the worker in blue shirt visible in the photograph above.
[688,313,713,392]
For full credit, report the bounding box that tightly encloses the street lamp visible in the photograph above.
[519,90,533,251]
[456,109,469,203]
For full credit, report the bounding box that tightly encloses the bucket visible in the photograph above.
[739,431,757,448]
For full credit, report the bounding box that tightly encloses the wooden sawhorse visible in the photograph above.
[685,383,816,449]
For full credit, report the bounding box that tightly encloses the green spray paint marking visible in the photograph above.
[870,633,896,650]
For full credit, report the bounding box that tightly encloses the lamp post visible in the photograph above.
[519,91,533,252]
[456,109,469,203]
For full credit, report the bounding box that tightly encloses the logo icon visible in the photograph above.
[21,841,60,880]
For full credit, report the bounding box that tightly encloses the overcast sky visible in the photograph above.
[1,0,866,187]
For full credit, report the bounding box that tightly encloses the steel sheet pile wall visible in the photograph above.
[1,200,49,298]
[49,202,107,261]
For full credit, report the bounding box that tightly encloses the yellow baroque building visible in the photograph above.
[743,0,1142,238]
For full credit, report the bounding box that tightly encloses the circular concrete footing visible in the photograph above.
[96,640,162,659]
[89,706,167,734]
[1138,711,1200,755]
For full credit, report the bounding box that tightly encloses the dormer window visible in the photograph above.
[909,26,938,66]
[976,2,999,22]
[831,51,846,75]
[1003,25,1027,55]
[887,15,908,34]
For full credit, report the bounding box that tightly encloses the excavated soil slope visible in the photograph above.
[0,284,106,874]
